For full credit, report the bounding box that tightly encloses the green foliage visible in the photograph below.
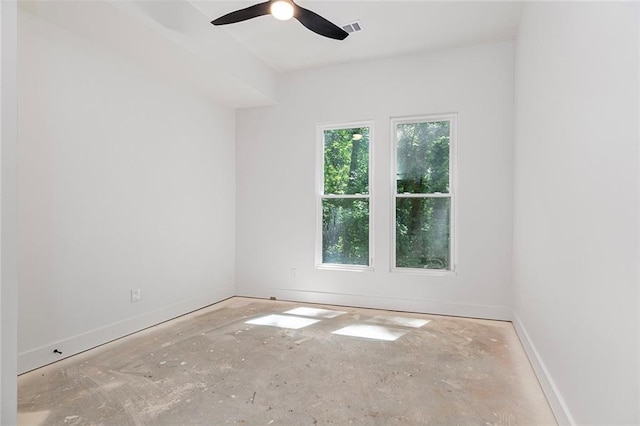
[396,198,450,269]
[322,199,369,265]
[396,121,449,194]
[322,127,370,265]
[395,121,451,269]
[323,128,369,195]
[320,121,451,269]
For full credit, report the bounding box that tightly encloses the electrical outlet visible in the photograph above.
[131,289,141,302]
[291,268,297,278]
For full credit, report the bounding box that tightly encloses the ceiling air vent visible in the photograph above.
[342,20,363,34]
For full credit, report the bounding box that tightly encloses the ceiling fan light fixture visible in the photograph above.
[270,0,294,21]
[211,0,349,40]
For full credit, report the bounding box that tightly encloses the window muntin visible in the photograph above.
[318,124,373,268]
[392,116,455,272]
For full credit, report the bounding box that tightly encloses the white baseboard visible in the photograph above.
[18,286,234,374]
[236,285,512,321]
[512,313,575,425]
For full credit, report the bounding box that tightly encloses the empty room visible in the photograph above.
[1,0,639,425]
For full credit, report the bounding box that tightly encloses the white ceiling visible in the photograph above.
[190,1,524,72]
[21,1,523,107]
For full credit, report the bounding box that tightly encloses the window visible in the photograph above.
[317,123,373,269]
[392,115,456,272]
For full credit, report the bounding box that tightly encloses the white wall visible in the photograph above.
[1,1,19,423]
[20,1,277,109]
[513,2,639,425]
[236,42,514,319]
[18,10,236,373]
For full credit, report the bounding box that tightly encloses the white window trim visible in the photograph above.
[390,113,458,276]
[316,121,375,271]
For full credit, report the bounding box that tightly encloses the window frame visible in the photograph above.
[316,121,375,271]
[390,113,458,275]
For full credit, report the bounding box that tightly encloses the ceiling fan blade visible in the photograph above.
[293,4,349,40]
[211,1,271,26]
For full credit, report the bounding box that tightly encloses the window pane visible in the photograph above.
[396,197,450,269]
[396,121,449,194]
[322,198,369,265]
[324,127,369,195]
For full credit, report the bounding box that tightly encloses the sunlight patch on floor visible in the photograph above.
[17,410,50,426]
[331,324,408,341]
[367,315,430,328]
[245,314,320,329]
[283,307,346,319]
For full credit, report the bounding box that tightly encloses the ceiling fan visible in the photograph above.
[211,0,349,41]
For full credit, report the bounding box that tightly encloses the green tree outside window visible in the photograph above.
[321,127,370,266]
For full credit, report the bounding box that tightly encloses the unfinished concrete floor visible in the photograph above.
[18,297,556,425]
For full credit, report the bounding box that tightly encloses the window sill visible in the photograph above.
[316,263,373,273]
[390,267,457,277]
